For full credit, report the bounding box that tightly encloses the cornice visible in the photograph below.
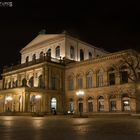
[66,49,137,69]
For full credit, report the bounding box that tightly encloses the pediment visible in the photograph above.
[20,34,64,53]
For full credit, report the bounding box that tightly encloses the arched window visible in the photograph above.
[89,52,92,59]
[29,76,34,87]
[77,74,83,89]
[26,56,29,63]
[98,96,104,111]
[88,97,93,112]
[108,67,115,85]
[120,66,128,84]
[70,46,75,59]
[22,78,27,87]
[69,78,74,90]
[40,51,44,59]
[38,75,44,88]
[56,46,60,58]
[51,74,60,90]
[97,70,103,87]
[8,81,11,88]
[46,49,51,57]
[86,71,93,88]
[32,54,36,61]
[80,49,84,61]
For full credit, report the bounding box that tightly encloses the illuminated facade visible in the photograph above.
[0,31,140,114]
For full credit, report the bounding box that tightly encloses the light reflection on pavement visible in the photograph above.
[0,116,140,140]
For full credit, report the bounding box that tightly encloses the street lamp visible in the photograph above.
[5,96,13,112]
[35,95,41,113]
[76,90,84,117]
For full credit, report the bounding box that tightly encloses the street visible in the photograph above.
[0,115,140,140]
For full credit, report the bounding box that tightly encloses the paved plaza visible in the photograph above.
[0,115,140,140]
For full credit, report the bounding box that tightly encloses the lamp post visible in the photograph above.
[5,96,13,112]
[35,95,41,113]
[76,90,84,117]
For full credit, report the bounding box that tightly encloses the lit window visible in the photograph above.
[56,46,60,58]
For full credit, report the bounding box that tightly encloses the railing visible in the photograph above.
[3,56,63,73]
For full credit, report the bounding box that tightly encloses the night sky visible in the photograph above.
[0,1,140,77]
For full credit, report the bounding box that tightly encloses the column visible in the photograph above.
[93,97,98,112]
[93,73,96,88]
[116,95,122,112]
[48,67,52,89]
[44,66,49,89]
[103,71,108,86]
[115,72,120,85]
[24,92,30,112]
[104,95,109,112]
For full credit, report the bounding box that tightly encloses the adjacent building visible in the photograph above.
[0,31,140,114]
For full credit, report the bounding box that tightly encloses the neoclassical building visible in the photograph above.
[0,31,140,114]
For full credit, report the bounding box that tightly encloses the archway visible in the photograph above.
[98,96,104,111]
[122,94,131,111]
[51,97,57,113]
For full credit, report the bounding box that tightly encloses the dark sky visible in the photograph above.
[0,1,140,76]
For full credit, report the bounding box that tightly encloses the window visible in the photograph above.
[38,75,44,88]
[22,78,27,87]
[80,49,84,61]
[29,76,34,87]
[86,71,93,88]
[88,97,93,112]
[32,54,36,61]
[46,49,51,57]
[77,77,83,89]
[89,52,92,59]
[40,51,44,59]
[108,68,115,85]
[56,46,60,58]
[120,66,128,84]
[69,79,74,90]
[70,46,75,59]
[26,56,29,63]
[51,75,59,90]
[97,70,103,87]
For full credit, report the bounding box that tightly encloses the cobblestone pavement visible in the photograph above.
[0,115,140,140]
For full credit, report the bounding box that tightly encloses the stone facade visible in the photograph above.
[0,32,139,114]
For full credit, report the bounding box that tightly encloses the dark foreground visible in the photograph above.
[0,115,140,140]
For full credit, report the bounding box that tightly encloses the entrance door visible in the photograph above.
[79,103,83,112]
[51,98,57,112]
[110,100,116,111]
